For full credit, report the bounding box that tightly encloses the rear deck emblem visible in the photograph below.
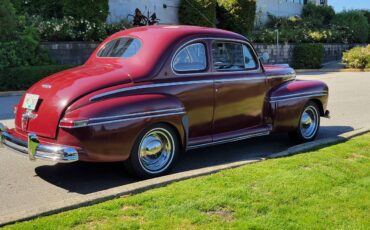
[42,84,52,89]
[21,110,38,130]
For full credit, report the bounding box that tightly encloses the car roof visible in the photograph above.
[85,25,248,81]
[111,25,246,42]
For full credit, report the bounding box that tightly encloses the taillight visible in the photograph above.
[59,119,88,128]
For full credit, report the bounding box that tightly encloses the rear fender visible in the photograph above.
[58,94,187,162]
[268,80,329,132]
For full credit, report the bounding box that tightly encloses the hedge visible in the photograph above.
[179,0,216,27]
[216,0,256,34]
[0,65,74,91]
[62,0,109,23]
[301,3,335,27]
[12,0,109,23]
[332,11,369,43]
[12,0,64,19]
[0,0,51,70]
[292,44,324,69]
[342,45,370,69]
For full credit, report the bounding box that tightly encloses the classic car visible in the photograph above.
[0,25,329,178]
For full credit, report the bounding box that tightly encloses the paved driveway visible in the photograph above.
[0,71,369,218]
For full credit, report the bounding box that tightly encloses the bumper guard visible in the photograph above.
[0,123,78,163]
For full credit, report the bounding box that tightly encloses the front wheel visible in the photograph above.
[124,124,179,179]
[289,101,320,143]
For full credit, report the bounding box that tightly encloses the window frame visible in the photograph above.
[211,40,260,72]
[171,42,208,74]
[96,36,142,58]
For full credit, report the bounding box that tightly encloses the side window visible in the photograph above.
[212,41,257,71]
[173,43,207,72]
[243,45,257,69]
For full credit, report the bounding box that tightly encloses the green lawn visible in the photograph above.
[5,134,370,230]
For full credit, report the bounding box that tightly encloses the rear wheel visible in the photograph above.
[289,101,320,143]
[124,124,179,179]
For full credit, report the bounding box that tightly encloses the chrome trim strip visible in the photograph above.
[214,76,265,82]
[270,93,328,102]
[267,74,295,80]
[187,131,270,150]
[270,91,328,100]
[89,108,185,122]
[0,125,79,163]
[91,74,282,101]
[62,111,186,128]
[90,80,214,101]
[88,111,185,127]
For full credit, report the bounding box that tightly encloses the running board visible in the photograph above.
[187,130,270,150]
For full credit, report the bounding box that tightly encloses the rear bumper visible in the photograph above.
[0,123,78,163]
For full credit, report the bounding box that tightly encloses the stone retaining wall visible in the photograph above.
[41,42,362,66]
[253,43,361,64]
[41,42,99,65]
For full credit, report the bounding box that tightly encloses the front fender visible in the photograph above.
[58,94,187,162]
[268,80,329,132]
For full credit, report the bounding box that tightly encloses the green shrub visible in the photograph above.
[62,0,109,23]
[0,0,17,41]
[12,0,63,19]
[342,45,370,69]
[178,0,216,27]
[0,65,74,91]
[265,14,304,29]
[12,0,108,23]
[32,16,131,42]
[0,0,51,70]
[361,10,370,42]
[292,44,324,69]
[332,11,369,43]
[216,0,256,34]
[302,3,335,27]
[250,24,351,44]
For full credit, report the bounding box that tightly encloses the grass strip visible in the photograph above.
[5,134,370,229]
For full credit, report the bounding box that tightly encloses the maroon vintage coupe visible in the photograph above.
[0,26,329,178]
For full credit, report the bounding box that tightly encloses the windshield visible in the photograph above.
[97,37,141,58]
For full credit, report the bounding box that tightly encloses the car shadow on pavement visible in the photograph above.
[34,125,354,195]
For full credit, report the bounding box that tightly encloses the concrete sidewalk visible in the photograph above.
[321,60,346,70]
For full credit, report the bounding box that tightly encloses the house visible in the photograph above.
[256,0,328,26]
[107,0,327,26]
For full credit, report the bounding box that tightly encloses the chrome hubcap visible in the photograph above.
[300,106,319,139]
[138,128,174,173]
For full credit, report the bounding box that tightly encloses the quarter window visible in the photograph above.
[212,41,257,71]
[97,37,141,58]
[173,43,207,72]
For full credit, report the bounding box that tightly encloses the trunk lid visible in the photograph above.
[15,64,132,138]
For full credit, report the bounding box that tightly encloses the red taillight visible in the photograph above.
[59,119,88,128]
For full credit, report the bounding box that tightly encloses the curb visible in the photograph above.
[0,91,25,97]
[296,69,370,73]
[0,127,369,226]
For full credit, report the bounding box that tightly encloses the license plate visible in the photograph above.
[22,93,39,110]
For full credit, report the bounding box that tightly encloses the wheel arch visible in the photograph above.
[310,99,324,116]
[269,80,329,133]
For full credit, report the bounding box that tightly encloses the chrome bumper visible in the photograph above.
[0,123,78,163]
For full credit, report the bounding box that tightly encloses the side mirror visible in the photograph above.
[259,52,270,63]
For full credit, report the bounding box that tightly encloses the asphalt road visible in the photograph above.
[0,71,370,218]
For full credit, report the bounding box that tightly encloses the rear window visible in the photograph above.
[97,37,141,58]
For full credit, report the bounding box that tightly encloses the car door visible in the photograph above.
[211,40,267,140]
[169,40,215,146]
